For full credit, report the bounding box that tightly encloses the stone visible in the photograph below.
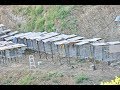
[90,64,96,70]
[38,61,43,66]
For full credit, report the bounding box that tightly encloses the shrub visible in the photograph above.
[100,76,120,85]
[74,74,89,84]
[13,5,75,33]
[18,74,33,85]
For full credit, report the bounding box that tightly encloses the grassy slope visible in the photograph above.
[12,5,78,34]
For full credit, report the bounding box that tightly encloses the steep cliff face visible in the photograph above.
[0,5,120,41]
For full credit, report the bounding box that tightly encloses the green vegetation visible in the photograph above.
[41,71,64,81]
[74,74,89,84]
[17,74,34,85]
[52,79,60,84]
[3,79,11,85]
[12,5,78,34]
[101,76,120,85]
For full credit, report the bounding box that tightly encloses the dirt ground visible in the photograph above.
[0,51,120,85]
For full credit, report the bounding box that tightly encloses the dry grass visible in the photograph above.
[0,52,120,85]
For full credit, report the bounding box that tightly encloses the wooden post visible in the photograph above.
[76,45,80,61]
[37,41,41,59]
[50,42,54,63]
[93,46,96,70]
[56,45,62,65]
[43,42,48,60]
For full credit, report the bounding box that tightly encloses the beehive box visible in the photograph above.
[91,42,109,61]
[0,44,26,59]
[75,41,91,59]
[107,41,120,61]
[42,34,77,54]
[26,32,48,50]
[36,32,60,52]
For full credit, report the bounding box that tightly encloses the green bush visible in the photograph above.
[18,74,33,85]
[41,71,64,81]
[13,5,77,33]
[74,74,89,84]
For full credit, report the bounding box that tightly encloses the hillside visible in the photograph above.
[0,5,120,41]
[1,5,120,85]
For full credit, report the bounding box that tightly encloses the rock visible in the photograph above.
[110,63,118,67]
[107,61,111,66]
[90,64,96,70]
[117,61,120,65]
[38,61,43,65]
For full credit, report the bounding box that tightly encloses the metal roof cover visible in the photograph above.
[0,31,18,38]
[0,44,26,51]
[0,29,11,34]
[42,34,65,43]
[107,41,120,45]
[27,32,48,40]
[19,32,34,39]
[42,34,77,43]
[0,41,13,47]
[91,42,108,46]
[0,24,5,27]
[30,32,48,40]
[75,41,89,45]
[12,33,25,38]
[67,36,84,41]
[4,33,23,41]
[25,33,41,39]
[8,31,19,36]
[36,32,59,41]
[79,38,102,42]
[54,40,68,45]
[0,34,9,38]
[115,16,120,21]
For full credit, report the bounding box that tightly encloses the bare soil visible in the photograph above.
[0,51,120,85]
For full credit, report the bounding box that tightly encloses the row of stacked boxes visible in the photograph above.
[0,24,19,41]
[0,41,26,61]
[0,24,26,62]
[8,31,120,62]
